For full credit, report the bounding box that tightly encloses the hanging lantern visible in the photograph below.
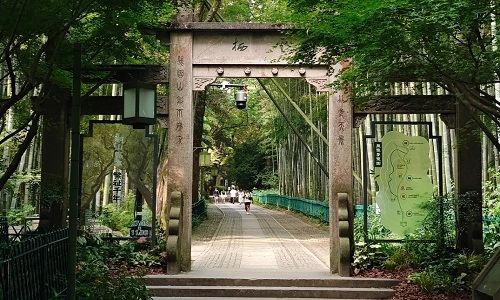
[122,82,156,129]
[199,150,211,167]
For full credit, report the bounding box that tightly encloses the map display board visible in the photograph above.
[373,131,434,236]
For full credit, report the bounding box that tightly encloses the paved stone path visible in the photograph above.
[190,202,331,278]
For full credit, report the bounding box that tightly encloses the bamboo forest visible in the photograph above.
[0,0,499,300]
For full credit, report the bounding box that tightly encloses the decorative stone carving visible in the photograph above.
[193,77,216,91]
[440,113,456,129]
[144,66,169,83]
[166,191,183,274]
[157,96,169,115]
[353,114,367,128]
[306,78,330,92]
[338,193,351,277]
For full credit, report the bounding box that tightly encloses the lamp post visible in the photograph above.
[122,82,157,129]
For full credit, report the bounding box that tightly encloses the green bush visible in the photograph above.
[77,232,163,268]
[6,204,35,225]
[353,192,493,294]
[383,246,414,270]
[99,193,140,234]
[76,259,152,300]
[408,270,457,294]
[482,169,500,255]
[352,241,387,274]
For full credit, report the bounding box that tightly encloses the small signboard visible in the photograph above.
[128,213,152,238]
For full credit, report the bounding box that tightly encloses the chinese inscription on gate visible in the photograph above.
[175,55,185,145]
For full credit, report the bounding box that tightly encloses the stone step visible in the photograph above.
[145,275,399,289]
[147,285,396,299]
[146,276,398,299]
[152,298,377,300]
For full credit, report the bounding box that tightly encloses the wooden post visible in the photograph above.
[329,60,353,275]
[455,102,483,253]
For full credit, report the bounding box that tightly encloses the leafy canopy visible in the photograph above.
[286,0,500,98]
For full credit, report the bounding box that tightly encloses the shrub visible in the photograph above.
[408,270,457,294]
[352,241,388,274]
[76,259,152,300]
[383,246,414,270]
[6,204,35,225]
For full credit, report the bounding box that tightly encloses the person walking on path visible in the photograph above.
[229,187,237,204]
[238,190,244,205]
[213,188,220,203]
[220,190,227,203]
[243,190,252,214]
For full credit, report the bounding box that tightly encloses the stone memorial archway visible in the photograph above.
[143,22,353,275]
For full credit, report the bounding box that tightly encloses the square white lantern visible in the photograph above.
[123,82,156,129]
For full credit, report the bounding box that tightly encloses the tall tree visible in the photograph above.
[286,0,500,149]
[286,0,494,252]
[0,0,174,225]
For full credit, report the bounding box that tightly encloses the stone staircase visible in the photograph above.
[146,275,399,299]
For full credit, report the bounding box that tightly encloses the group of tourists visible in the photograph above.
[212,186,253,214]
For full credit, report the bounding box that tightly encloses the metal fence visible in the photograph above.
[192,198,207,218]
[255,193,329,223]
[0,228,68,300]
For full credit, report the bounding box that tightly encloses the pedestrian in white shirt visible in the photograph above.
[244,190,252,214]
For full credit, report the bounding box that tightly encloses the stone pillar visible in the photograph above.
[328,60,353,276]
[167,30,194,272]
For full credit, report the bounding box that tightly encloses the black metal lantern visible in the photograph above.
[122,82,156,129]
[234,88,247,109]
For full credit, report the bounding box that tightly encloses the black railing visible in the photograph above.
[192,198,207,218]
[0,228,68,300]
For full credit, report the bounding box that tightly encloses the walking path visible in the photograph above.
[150,202,398,299]
[189,201,331,279]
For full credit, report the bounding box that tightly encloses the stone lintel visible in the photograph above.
[354,95,456,114]
[193,65,329,79]
[140,22,292,34]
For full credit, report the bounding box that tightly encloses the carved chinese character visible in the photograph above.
[176,95,184,105]
[176,81,184,91]
[177,55,184,67]
[338,121,346,131]
[232,37,248,51]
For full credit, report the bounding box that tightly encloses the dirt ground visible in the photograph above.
[356,268,472,300]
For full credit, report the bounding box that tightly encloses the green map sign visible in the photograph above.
[374,131,434,236]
